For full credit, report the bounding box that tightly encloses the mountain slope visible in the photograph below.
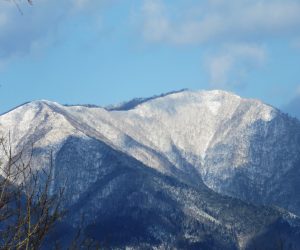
[47,135,300,249]
[1,90,300,213]
[1,90,300,248]
[23,90,299,215]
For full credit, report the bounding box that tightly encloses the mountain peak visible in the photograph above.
[106,89,189,111]
[158,89,242,101]
[106,89,245,112]
[1,90,300,248]
[0,99,61,116]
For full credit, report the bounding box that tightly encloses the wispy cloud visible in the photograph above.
[140,0,300,45]
[137,0,300,88]
[206,44,266,88]
[141,0,170,42]
[0,0,112,63]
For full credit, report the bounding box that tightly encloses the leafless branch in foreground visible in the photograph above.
[0,136,65,250]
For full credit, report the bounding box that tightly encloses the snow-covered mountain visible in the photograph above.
[1,89,300,248]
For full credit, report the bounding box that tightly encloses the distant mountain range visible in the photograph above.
[1,90,300,249]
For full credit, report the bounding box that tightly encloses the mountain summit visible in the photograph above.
[1,90,300,249]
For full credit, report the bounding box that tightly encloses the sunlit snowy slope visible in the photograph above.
[1,90,300,248]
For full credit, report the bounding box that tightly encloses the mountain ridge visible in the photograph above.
[1,89,300,249]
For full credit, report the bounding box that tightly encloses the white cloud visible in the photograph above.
[206,44,266,88]
[141,0,170,42]
[140,0,300,45]
[0,0,111,63]
[208,54,233,88]
[138,0,280,88]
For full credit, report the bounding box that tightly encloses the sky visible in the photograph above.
[0,0,300,114]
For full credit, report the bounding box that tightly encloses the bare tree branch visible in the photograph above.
[0,136,65,249]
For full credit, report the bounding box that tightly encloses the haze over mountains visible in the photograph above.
[1,89,300,249]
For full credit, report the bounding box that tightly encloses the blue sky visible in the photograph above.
[0,0,300,113]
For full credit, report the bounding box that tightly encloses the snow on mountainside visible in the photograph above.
[2,89,300,248]
[0,100,86,173]
[47,134,300,249]
[0,89,300,216]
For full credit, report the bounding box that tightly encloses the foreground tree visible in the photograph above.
[0,136,64,249]
[0,136,101,249]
